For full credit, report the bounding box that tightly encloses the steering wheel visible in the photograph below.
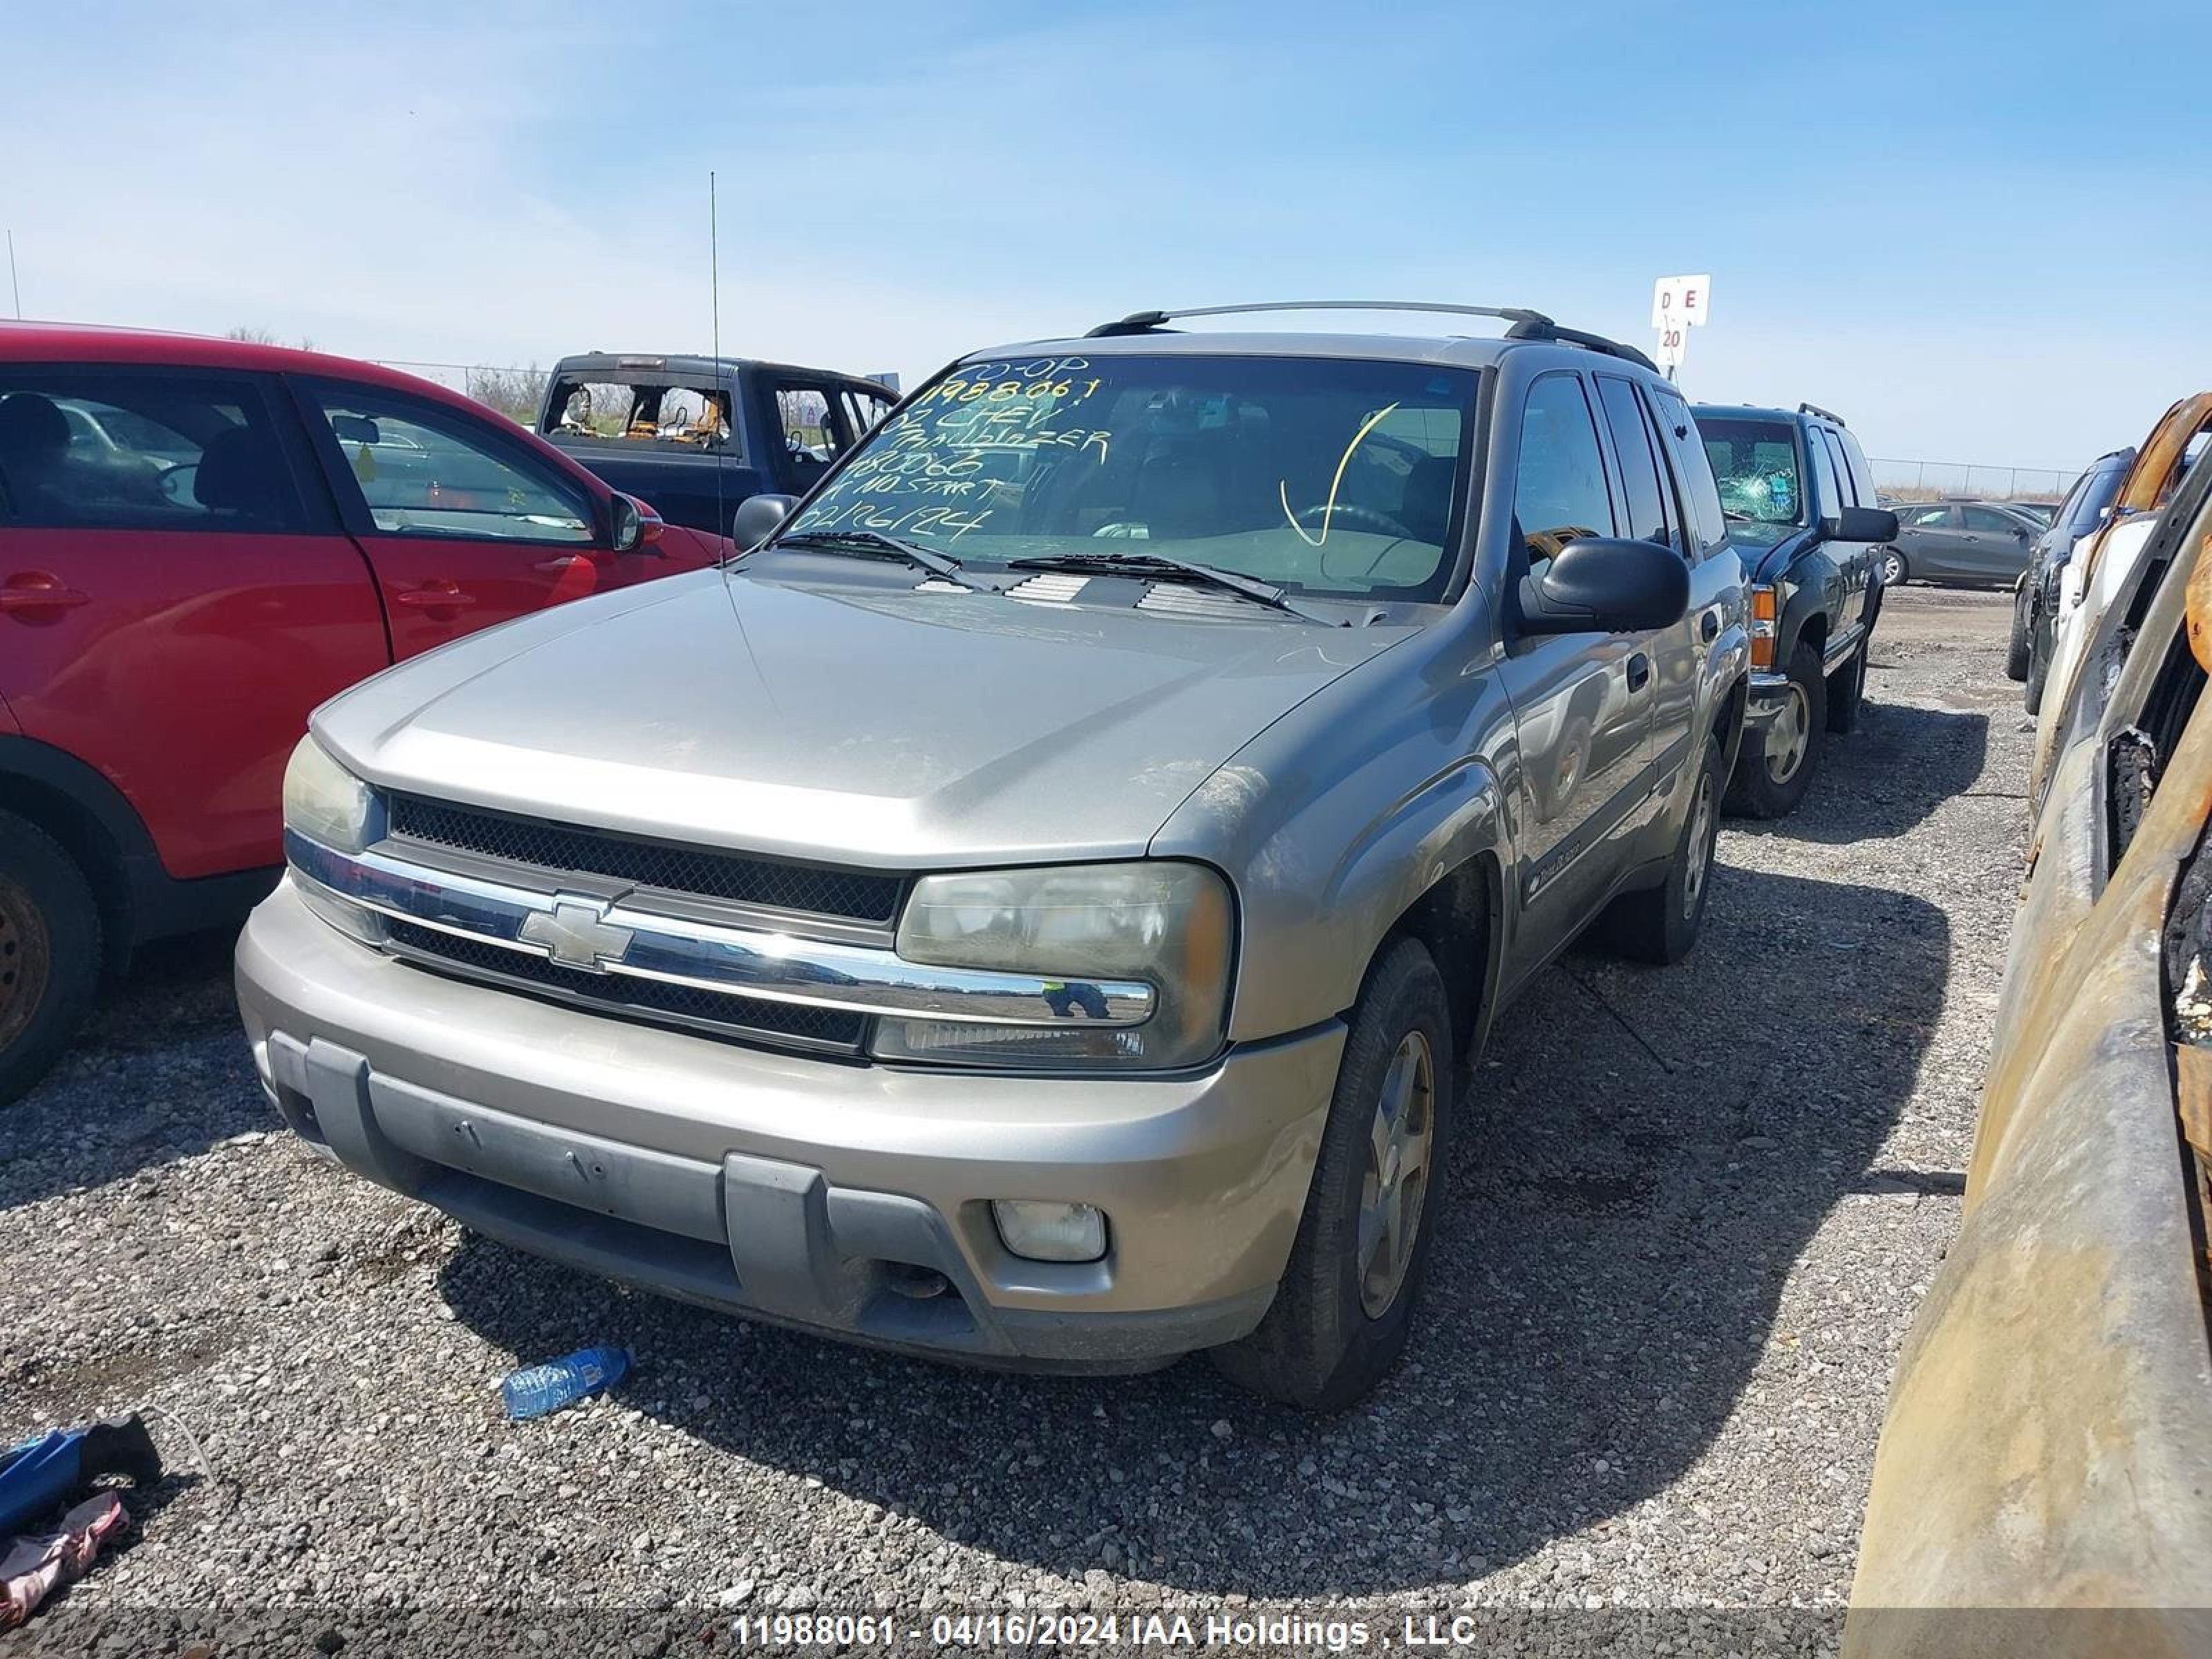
[1293,503,1411,538]
[156,462,198,505]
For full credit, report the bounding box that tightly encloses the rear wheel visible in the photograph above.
[1826,640,1868,735]
[1725,642,1827,818]
[1212,937,1453,1410]
[0,810,102,1107]
[1605,731,1724,966]
[2024,617,2051,715]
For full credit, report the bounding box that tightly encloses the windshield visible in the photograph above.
[1700,418,1803,525]
[547,376,731,450]
[780,352,1480,602]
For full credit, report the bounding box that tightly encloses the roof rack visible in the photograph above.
[1083,301,1659,373]
[1797,401,1847,428]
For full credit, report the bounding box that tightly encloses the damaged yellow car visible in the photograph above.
[1846,420,2212,1653]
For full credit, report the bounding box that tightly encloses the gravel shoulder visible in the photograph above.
[0,588,2022,1647]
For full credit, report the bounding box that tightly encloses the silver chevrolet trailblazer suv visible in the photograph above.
[238,303,1750,1407]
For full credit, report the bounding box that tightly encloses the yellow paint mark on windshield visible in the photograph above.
[1279,402,1399,547]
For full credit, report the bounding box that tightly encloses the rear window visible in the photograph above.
[547,376,734,452]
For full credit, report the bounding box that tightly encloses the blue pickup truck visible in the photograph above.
[535,352,897,538]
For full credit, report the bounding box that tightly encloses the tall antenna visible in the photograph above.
[709,171,729,550]
[6,232,19,320]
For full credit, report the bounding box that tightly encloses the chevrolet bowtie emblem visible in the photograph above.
[518,898,635,973]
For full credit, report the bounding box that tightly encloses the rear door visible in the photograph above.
[1959,505,2035,586]
[0,364,387,877]
[1489,371,1653,935]
[292,377,686,659]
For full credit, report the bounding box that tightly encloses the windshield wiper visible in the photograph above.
[1005,551,1332,624]
[771,529,988,590]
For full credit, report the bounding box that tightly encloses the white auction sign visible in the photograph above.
[1651,273,1711,370]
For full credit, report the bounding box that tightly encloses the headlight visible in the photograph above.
[283,735,377,853]
[871,862,1234,1071]
[282,736,384,944]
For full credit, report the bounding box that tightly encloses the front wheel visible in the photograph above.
[1212,937,1453,1409]
[1878,549,1908,588]
[1725,642,1828,819]
[1604,731,1724,966]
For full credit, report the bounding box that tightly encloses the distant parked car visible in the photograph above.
[0,322,730,1103]
[1998,499,2057,527]
[2007,446,2133,709]
[1881,499,2041,588]
[536,352,897,538]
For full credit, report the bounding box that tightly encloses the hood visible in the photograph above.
[315,567,1412,869]
[1725,521,1813,583]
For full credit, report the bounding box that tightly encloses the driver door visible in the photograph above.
[292,377,639,659]
[1488,371,1654,940]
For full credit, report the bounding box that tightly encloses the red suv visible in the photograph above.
[0,323,728,1101]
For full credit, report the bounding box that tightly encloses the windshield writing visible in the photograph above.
[785,353,1478,602]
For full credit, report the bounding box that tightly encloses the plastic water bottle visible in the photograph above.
[500,1345,630,1420]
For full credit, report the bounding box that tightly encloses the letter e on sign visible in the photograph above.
[1651,274,1714,330]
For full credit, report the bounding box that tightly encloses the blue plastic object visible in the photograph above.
[500,1346,630,1420]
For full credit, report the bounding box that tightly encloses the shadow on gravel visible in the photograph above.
[437,863,1942,1599]
[1730,700,1987,845]
[0,930,262,1212]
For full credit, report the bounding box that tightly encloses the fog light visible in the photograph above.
[991,1199,1107,1263]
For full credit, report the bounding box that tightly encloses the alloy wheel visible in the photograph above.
[1765,685,1810,783]
[1683,768,1717,919]
[1356,1029,1436,1319]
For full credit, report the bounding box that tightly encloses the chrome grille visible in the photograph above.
[385,921,865,1053]
[386,795,902,923]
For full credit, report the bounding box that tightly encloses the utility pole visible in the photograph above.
[6,231,19,320]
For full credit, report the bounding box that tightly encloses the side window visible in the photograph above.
[1963,505,2023,534]
[1648,384,1730,559]
[1818,429,1858,507]
[1593,376,1671,549]
[301,383,594,544]
[1512,373,1615,567]
[1904,505,1954,528]
[1804,429,1841,520]
[1837,429,1877,506]
[0,371,307,532]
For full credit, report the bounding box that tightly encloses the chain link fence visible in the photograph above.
[1868,458,2074,502]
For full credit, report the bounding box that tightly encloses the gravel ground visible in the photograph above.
[1,587,2024,1654]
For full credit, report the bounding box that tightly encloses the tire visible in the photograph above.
[1878,549,1908,588]
[1826,641,1868,735]
[2005,588,2032,680]
[1725,641,1828,819]
[2023,617,2050,715]
[1604,731,1724,966]
[1212,937,1454,1410]
[0,809,102,1107]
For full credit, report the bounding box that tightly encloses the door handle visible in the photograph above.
[1626,653,1652,692]
[1700,608,1719,642]
[396,585,476,609]
[0,575,92,616]
[531,554,588,573]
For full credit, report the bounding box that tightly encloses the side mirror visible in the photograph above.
[1826,505,1899,543]
[610,493,644,552]
[731,492,797,552]
[1517,537,1690,635]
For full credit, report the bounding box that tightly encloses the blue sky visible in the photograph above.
[7,0,2209,473]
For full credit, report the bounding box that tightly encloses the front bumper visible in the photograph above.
[236,883,1343,1370]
